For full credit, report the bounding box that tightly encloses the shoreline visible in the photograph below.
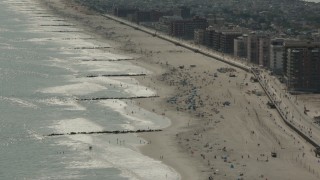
[34,0,320,180]
[35,0,203,179]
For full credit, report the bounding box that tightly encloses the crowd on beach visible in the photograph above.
[135,52,319,179]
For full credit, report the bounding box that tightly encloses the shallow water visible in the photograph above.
[0,0,179,179]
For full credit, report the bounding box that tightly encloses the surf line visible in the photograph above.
[46,129,162,137]
[77,95,159,101]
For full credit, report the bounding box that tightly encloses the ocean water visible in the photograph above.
[0,0,179,179]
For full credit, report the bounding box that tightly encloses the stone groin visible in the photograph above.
[47,129,162,137]
[40,24,75,26]
[49,30,83,33]
[77,95,159,101]
[62,37,95,40]
[81,58,134,62]
[34,16,54,18]
[85,73,146,78]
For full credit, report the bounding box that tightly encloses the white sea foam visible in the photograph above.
[52,39,111,51]
[26,129,44,140]
[0,43,15,50]
[37,97,86,111]
[111,77,156,96]
[79,60,149,74]
[68,159,113,169]
[72,76,155,97]
[99,100,171,130]
[68,134,180,180]
[0,96,38,109]
[103,144,180,180]
[22,18,112,50]
[45,58,79,73]
[50,116,179,179]
[71,51,133,61]
[39,82,107,96]
[37,174,84,180]
[51,118,103,134]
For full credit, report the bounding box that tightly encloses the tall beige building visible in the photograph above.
[234,35,248,58]
[247,32,270,66]
[269,38,284,74]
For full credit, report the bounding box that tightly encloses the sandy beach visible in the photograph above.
[36,0,320,179]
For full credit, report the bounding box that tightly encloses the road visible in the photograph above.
[252,68,320,149]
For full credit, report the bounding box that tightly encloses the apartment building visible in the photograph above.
[169,16,208,38]
[194,29,205,44]
[247,32,270,66]
[259,37,271,67]
[220,31,242,54]
[284,41,320,92]
[155,15,182,34]
[234,35,248,58]
[269,38,284,74]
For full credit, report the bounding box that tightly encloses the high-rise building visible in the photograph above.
[247,33,260,64]
[284,41,320,92]
[194,29,205,44]
[259,37,271,67]
[220,31,242,54]
[247,32,270,66]
[269,38,284,74]
[170,16,208,38]
[156,15,182,34]
[204,27,216,47]
[234,35,248,58]
[212,30,221,51]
